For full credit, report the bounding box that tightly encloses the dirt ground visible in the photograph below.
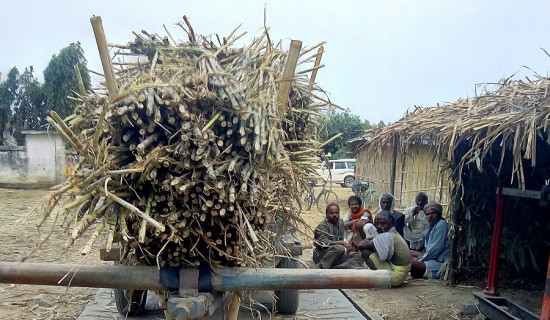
[0,188,109,320]
[0,187,543,320]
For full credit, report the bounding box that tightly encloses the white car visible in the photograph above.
[316,159,356,188]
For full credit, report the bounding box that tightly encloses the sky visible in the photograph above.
[2,1,550,124]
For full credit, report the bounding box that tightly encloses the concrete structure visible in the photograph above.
[0,130,65,188]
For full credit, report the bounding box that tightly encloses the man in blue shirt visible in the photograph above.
[410,202,449,279]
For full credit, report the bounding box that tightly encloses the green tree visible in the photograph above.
[43,42,91,119]
[319,109,371,158]
[11,67,46,143]
[0,67,19,145]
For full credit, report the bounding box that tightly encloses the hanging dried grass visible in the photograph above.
[354,73,550,190]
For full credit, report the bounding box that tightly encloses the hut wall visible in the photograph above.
[355,145,393,197]
[355,143,451,212]
[398,144,451,213]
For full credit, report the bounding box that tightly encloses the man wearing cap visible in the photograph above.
[313,202,364,269]
[356,210,411,287]
[410,202,449,279]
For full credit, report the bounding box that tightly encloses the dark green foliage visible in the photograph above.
[0,67,19,144]
[319,109,371,158]
[0,43,91,145]
[43,42,91,119]
[14,68,46,125]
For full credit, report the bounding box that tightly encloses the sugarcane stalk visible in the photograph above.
[98,186,165,232]
[139,192,154,243]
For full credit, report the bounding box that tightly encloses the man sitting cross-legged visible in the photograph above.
[356,211,411,287]
[342,195,378,245]
[313,202,364,269]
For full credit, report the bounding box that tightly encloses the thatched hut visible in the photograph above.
[351,75,550,285]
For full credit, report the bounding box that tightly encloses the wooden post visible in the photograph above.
[73,65,86,96]
[307,46,324,91]
[389,134,398,195]
[276,40,302,119]
[225,292,240,320]
[484,181,505,296]
[541,252,550,320]
[90,16,118,98]
[448,183,462,284]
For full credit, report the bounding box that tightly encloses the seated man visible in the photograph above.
[356,211,411,287]
[343,195,377,245]
[410,202,449,279]
[403,192,429,251]
[379,193,405,238]
[313,202,364,269]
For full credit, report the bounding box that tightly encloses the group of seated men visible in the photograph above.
[313,192,449,287]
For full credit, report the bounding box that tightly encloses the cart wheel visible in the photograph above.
[114,288,147,316]
[275,258,299,314]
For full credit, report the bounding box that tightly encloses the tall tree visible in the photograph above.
[11,67,46,139]
[319,109,371,158]
[43,42,91,119]
[0,67,19,145]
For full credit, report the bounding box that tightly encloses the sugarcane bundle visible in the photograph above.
[35,17,332,268]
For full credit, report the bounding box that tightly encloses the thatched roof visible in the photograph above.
[352,73,550,188]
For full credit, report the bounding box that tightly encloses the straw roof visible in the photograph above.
[353,73,550,189]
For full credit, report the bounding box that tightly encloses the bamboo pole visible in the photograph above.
[90,16,118,98]
[276,40,302,119]
[226,292,240,320]
[74,65,86,96]
[389,135,398,195]
[0,262,391,291]
[307,46,324,91]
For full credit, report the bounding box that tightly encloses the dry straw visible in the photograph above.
[34,16,332,269]
[355,73,550,190]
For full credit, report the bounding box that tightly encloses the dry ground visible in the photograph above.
[0,187,542,320]
[0,188,109,320]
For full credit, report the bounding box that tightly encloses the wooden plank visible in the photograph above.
[90,16,118,98]
[500,187,540,199]
[276,40,302,119]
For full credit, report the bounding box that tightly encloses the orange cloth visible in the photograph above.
[350,207,372,230]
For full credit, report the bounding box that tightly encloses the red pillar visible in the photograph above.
[484,182,505,296]
[541,252,550,320]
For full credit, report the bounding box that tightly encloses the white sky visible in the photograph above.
[2,0,550,124]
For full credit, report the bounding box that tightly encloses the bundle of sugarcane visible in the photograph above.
[36,17,333,268]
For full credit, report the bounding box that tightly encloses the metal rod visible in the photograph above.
[0,262,391,291]
[0,262,166,291]
[484,181,505,296]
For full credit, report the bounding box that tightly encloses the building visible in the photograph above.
[0,130,65,188]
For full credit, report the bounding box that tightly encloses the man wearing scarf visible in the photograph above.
[356,211,411,287]
[410,202,449,279]
[313,203,364,269]
[343,195,378,245]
